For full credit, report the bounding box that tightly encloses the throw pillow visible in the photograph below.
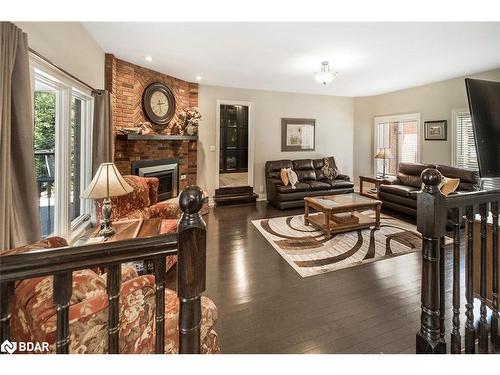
[321,158,338,180]
[439,177,460,196]
[287,169,299,189]
[280,168,289,186]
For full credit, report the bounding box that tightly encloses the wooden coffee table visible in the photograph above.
[304,193,382,238]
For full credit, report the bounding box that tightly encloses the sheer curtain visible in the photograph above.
[0,22,41,250]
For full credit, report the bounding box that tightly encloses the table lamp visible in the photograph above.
[81,162,133,237]
[374,148,393,178]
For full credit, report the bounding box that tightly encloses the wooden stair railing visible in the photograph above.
[0,185,207,354]
[416,168,500,354]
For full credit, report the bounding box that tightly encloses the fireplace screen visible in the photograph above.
[131,159,179,201]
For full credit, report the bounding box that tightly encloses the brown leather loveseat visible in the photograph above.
[378,162,480,218]
[265,157,354,209]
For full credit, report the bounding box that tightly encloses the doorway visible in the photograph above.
[216,101,254,189]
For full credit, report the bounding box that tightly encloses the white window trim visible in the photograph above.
[30,53,93,241]
[373,113,421,176]
[451,108,471,169]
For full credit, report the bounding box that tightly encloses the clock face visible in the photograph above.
[150,91,169,117]
[142,82,176,127]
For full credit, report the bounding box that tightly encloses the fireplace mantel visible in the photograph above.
[116,134,198,141]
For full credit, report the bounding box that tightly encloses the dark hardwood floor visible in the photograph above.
[179,201,484,354]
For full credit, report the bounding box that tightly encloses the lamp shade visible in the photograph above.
[374,148,393,160]
[81,163,133,199]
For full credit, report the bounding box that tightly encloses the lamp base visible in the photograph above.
[99,225,115,237]
[100,197,115,237]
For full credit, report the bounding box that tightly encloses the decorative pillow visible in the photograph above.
[280,168,289,186]
[287,169,298,189]
[440,177,460,196]
[321,158,338,180]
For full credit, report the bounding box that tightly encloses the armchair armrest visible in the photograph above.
[149,199,181,220]
[336,174,350,181]
[383,176,401,185]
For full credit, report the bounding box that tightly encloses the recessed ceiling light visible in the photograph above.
[196,76,202,81]
[144,56,153,62]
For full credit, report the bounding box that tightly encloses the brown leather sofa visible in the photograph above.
[265,157,354,209]
[378,162,480,217]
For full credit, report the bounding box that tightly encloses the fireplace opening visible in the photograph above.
[131,159,179,201]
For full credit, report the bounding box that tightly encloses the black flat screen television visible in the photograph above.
[465,78,500,178]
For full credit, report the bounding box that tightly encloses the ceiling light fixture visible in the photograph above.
[196,76,202,81]
[144,56,153,62]
[314,61,338,85]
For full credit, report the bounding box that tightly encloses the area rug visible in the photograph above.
[252,212,422,278]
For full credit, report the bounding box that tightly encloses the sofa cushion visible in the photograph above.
[437,164,480,185]
[327,180,355,189]
[379,191,417,209]
[292,159,316,181]
[307,181,332,191]
[397,173,423,188]
[278,188,354,202]
[265,160,293,179]
[277,182,311,193]
[379,184,419,198]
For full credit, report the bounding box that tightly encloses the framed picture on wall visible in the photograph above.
[424,120,447,140]
[281,118,316,151]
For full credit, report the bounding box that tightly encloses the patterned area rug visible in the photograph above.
[252,212,422,277]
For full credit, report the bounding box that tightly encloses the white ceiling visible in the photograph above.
[83,22,500,97]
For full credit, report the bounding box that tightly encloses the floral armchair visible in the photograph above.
[96,175,180,270]
[3,237,220,354]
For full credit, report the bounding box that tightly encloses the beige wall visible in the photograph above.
[198,85,354,198]
[15,22,105,89]
[353,68,500,183]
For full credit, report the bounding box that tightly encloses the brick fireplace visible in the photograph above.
[105,54,198,193]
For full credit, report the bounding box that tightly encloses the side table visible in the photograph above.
[359,175,386,199]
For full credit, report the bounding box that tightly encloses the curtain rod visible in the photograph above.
[29,48,98,92]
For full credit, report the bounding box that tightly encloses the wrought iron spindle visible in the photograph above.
[450,208,462,354]
[465,205,475,354]
[106,264,121,353]
[492,201,499,345]
[53,271,72,354]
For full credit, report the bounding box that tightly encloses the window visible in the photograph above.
[374,113,420,176]
[452,110,478,170]
[31,54,93,239]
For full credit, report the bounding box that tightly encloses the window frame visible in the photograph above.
[30,53,93,241]
[373,113,421,176]
[451,108,477,170]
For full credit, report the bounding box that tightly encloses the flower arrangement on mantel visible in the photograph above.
[178,107,202,136]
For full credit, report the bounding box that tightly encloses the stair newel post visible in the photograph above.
[416,168,447,354]
[177,186,207,354]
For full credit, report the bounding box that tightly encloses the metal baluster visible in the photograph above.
[106,264,121,353]
[492,201,499,345]
[53,271,72,354]
[154,257,166,354]
[451,208,462,354]
[47,182,52,234]
[465,205,475,353]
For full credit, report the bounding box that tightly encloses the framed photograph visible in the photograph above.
[424,120,447,140]
[281,118,316,151]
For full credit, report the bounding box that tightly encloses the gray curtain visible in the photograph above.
[0,22,41,250]
[92,90,113,175]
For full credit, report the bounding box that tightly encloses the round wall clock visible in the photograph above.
[142,82,176,128]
